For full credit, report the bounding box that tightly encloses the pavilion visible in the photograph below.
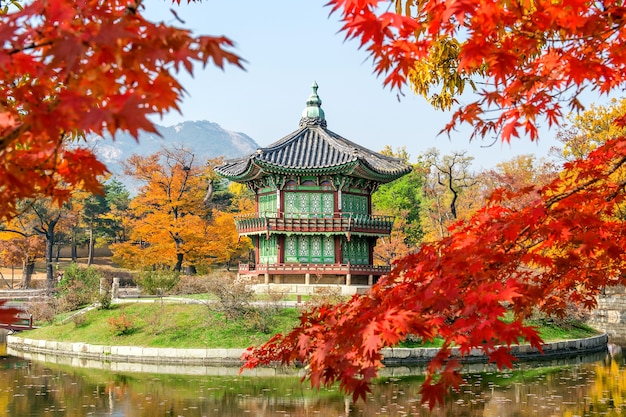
[215,83,411,291]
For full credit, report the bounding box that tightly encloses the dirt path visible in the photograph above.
[0,257,124,289]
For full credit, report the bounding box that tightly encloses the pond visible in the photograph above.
[1,348,625,417]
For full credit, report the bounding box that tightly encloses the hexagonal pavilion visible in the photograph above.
[215,83,411,290]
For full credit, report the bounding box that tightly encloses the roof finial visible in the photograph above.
[299,81,327,128]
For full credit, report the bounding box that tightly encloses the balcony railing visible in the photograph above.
[239,262,391,276]
[234,212,394,236]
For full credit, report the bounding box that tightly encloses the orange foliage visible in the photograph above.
[111,148,250,270]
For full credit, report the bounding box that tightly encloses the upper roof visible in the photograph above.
[215,83,411,183]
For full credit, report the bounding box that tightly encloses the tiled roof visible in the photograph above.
[215,83,411,182]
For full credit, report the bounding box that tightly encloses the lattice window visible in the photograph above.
[341,237,369,265]
[310,236,322,262]
[298,236,309,259]
[285,193,297,218]
[299,194,308,216]
[322,193,334,217]
[310,193,322,216]
[285,236,297,262]
[324,236,334,262]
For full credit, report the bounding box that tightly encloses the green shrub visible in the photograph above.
[72,314,87,328]
[57,263,102,311]
[136,269,180,296]
[98,287,112,310]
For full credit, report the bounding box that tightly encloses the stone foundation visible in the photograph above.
[588,288,626,345]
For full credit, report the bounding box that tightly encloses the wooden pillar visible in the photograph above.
[305,273,310,285]
[368,274,374,286]
[335,236,342,265]
[264,273,269,285]
[278,189,284,218]
[278,235,285,264]
[255,236,260,265]
[346,273,352,286]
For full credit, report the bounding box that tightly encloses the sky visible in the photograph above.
[143,1,606,170]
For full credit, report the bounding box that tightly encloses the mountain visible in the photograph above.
[90,120,260,177]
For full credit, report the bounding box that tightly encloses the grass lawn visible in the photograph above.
[21,303,301,349]
[19,302,601,350]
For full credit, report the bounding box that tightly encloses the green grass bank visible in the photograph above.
[18,302,601,350]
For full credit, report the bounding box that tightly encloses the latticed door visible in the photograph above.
[259,235,278,264]
[341,236,369,265]
[342,194,368,216]
[258,193,277,217]
[284,235,335,263]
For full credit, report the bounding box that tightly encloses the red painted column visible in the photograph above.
[278,235,284,264]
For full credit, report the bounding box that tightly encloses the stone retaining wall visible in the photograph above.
[381,333,608,365]
[588,291,626,345]
[7,333,608,369]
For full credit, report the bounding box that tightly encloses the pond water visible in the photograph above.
[1,349,625,417]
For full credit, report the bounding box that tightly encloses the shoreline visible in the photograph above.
[6,333,609,376]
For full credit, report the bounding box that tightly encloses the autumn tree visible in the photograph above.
[0,223,45,289]
[418,149,481,241]
[0,197,77,288]
[480,154,557,210]
[553,98,626,162]
[111,148,250,272]
[0,0,243,222]
[244,0,626,408]
[111,147,208,271]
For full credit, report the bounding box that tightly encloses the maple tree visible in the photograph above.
[327,0,626,143]
[0,0,243,222]
[0,0,242,326]
[243,0,626,409]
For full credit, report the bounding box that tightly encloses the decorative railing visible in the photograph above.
[238,262,391,276]
[234,212,394,235]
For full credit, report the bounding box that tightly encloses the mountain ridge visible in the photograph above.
[90,120,260,177]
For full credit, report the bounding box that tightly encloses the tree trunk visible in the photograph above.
[44,220,59,289]
[19,258,35,289]
[174,253,183,272]
[87,224,94,266]
[71,231,77,262]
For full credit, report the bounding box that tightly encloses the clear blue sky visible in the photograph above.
[143,1,591,169]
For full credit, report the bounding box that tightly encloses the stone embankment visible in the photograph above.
[7,333,608,375]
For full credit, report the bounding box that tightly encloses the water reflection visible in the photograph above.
[1,350,625,416]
